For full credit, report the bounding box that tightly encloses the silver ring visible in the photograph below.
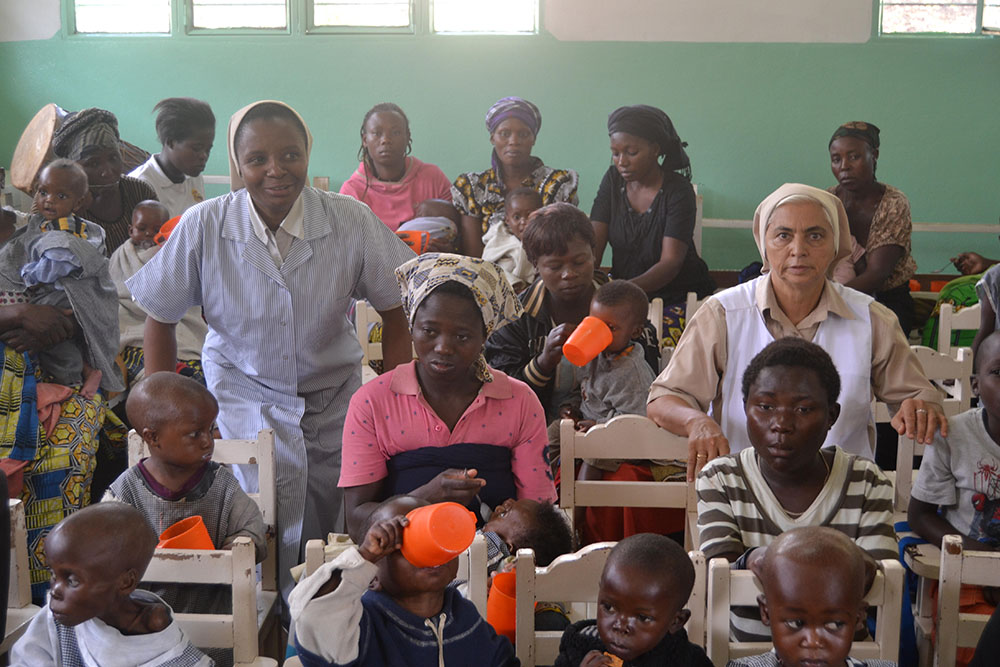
[916,409,928,414]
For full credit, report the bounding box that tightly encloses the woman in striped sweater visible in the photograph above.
[696,337,896,643]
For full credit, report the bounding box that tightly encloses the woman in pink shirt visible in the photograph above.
[340,253,557,539]
[339,103,455,235]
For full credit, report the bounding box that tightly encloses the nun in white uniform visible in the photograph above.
[646,183,946,481]
[126,100,415,599]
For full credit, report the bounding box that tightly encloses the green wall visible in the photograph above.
[1,27,998,269]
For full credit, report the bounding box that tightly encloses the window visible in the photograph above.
[312,0,410,28]
[191,0,287,29]
[433,0,537,33]
[70,0,538,34]
[73,0,170,33]
[880,0,1000,34]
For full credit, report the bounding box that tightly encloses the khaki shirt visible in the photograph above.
[648,275,941,447]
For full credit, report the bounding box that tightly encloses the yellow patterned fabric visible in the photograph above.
[0,345,110,602]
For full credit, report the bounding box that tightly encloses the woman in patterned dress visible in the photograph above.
[452,97,578,258]
[828,121,917,335]
[0,214,123,603]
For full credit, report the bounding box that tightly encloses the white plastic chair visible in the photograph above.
[353,300,383,367]
[935,534,1000,666]
[560,415,697,550]
[127,429,279,645]
[648,298,664,344]
[705,557,904,665]
[142,537,276,666]
[937,302,981,357]
[0,500,40,655]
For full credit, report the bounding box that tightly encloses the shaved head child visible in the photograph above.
[107,372,264,665]
[554,533,712,666]
[10,503,212,666]
[728,526,893,667]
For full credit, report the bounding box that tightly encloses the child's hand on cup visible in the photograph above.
[358,515,409,564]
[581,650,618,666]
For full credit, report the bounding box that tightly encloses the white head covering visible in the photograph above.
[227,100,313,192]
[752,183,852,277]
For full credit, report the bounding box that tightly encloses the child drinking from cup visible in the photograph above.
[290,495,517,666]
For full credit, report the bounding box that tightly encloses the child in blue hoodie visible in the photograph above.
[289,495,518,666]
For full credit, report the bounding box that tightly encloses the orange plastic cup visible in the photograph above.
[154,215,182,245]
[157,516,214,550]
[563,316,613,367]
[400,502,476,568]
[487,570,517,643]
[397,230,430,254]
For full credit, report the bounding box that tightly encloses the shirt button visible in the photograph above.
[434,425,442,432]
[282,354,289,360]
[280,321,287,326]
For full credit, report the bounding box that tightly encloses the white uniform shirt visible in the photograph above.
[128,155,206,218]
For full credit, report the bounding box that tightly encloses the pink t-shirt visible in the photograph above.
[339,157,452,231]
[338,361,557,503]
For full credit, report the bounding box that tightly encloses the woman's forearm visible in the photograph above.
[646,394,709,437]
[459,215,485,257]
[143,317,178,375]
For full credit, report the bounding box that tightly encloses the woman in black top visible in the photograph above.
[591,105,713,346]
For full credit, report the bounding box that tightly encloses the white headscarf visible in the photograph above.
[752,183,852,277]
[227,100,313,192]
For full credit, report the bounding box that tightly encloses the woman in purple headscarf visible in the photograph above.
[451,97,579,257]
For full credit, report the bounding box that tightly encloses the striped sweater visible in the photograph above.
[696,446,897,641]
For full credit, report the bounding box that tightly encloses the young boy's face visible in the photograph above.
[596,560,688,662]
[745,365,838,475]
[129,206,166,250]
[973,334,1000,431]
[504,194,541,240]
[34,167,87,221]
[46,528,122,627]
[482,498,540,553]
[162,127,215,178]
[760,559,866,667]
[590,300,643,355]
[145,395,218,473]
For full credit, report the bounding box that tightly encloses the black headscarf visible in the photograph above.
[607,105,691,179]
[829,121,880,150]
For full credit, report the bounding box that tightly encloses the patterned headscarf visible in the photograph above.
[227,100,313,191]
[608,105,691,179]
[829,121,880,150]
[395,253,523,382]
[485,97,541,136]
[52,108,120,161]
[752,183,852,277]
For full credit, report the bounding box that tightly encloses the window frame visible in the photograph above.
[65,0,540,37]
[877,0,1000,37]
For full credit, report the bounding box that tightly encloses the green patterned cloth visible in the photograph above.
[921,273,982,350]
